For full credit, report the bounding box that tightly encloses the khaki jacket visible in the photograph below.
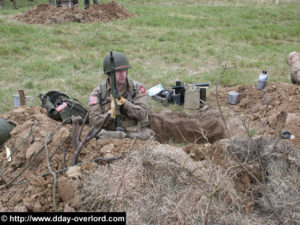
[89,78,149,132]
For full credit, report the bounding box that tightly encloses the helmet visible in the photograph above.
[103,51,131,74]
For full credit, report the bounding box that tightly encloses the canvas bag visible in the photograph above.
[184,84,201,110]
[149,111,225,144]
[39,91,88,123]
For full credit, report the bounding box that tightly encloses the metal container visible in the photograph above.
[13,95,34,107]
[200,88,206,103]
[228,91,239,105]
[257,70,268,90]
[172,93,182,105]
[257,79,267,90]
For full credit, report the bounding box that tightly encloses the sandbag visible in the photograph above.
[149,111,225,144]
[0,118,16,147]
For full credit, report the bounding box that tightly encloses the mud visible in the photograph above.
[15,1,135,24]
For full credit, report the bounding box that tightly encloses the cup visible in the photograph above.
[228,91,239,105]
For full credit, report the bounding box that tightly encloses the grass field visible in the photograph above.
[0,0,300,113]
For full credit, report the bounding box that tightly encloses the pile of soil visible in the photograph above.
[15,1,135,24]
[0,106,157,211]
[0,81,299,224]
[80,136,300,224]
[208,81,300,149]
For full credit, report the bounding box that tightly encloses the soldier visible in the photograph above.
[1,0,18,9]
[84,0,98,9]
[56,0,78,7]
[88,52,153,140]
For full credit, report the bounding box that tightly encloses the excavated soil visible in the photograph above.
[0,81,299,224]
[208,81,300,149]
[15,1,135,24]
[0,106,158,211]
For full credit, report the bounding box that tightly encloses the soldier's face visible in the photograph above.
[115,69,128,85]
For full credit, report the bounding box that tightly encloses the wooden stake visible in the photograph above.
[18,90,26,106]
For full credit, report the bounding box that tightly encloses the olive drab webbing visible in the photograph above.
[39,91,88,123]
[97,78,137,104]
[0,118,16,147]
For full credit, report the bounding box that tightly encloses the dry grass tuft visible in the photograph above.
[80,137,300,224]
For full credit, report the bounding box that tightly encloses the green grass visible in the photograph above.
[0,0,300,113]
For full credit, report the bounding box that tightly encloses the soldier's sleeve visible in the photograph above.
[122,83,148,121]
[88,89,112,128]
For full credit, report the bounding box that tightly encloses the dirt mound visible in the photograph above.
[0,81,300,224]
[15,2,135,24]
[0,106,157,211]
[80,136,300,224]
[209,82,300,149]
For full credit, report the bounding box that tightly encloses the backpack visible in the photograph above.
[39,91,88,123]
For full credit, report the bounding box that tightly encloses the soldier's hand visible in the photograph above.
[108,100,117,119]
[108,94,126,106]
[116,97,127,106]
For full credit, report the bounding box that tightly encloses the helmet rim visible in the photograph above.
[103,51,131,74]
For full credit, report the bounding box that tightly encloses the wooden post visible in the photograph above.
[18,90,26,106]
